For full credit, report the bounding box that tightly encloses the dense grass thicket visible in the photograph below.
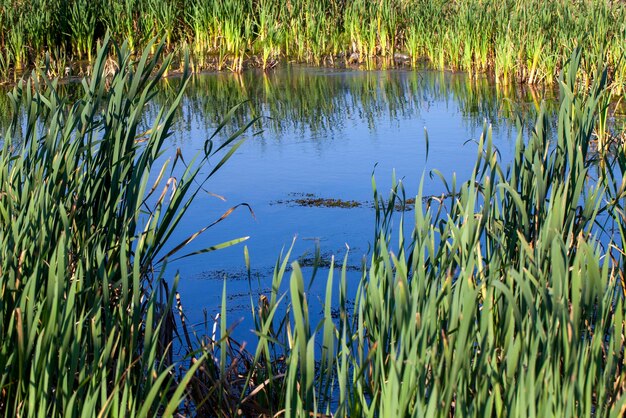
[1,0,626,89]
[0,38,250,416]
[2,35,626,417]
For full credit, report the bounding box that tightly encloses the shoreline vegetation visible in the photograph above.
[1,0,626,91]
[0,38,253,416]
[2,36,626,415]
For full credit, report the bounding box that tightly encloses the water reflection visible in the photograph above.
[138,67,562,331]
[0,67,561,337]
[148,66,558,146]
[0,66,556,142]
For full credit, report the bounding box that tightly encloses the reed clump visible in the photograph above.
[1,0,626,90]
[0,36,249,416]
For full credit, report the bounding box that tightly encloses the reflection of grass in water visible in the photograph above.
[157,67,559,144]
[2,65,558,138]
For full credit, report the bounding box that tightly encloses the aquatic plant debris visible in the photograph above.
[272,192,417,210]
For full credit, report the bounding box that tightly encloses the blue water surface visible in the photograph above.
[146,66,555,343]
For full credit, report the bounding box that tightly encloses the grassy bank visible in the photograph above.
[1,0,626,90]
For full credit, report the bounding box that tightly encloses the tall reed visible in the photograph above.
[0,36,248,416]
[1,0,626,90]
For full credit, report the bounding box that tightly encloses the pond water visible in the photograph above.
[147,66,558,340]
[0,66,559,342]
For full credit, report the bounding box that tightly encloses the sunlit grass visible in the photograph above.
[1,0,626,89]
[2,6,626,413]
[0,36,250,416]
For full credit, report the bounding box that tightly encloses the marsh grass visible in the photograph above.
[1,0,626,89]
[0,36,252,416]
[2,21,626,416]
